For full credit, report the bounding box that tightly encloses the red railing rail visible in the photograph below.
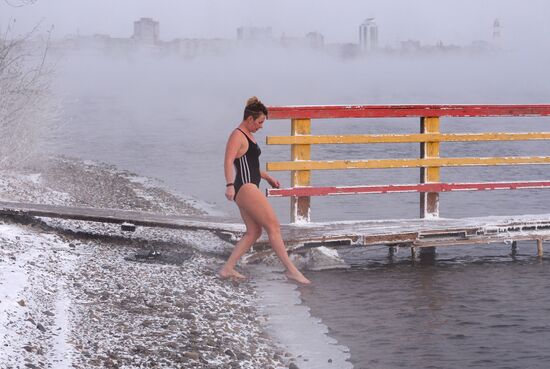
[268,104,550,119]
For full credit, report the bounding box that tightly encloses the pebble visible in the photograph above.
[236,351,248,360]
[36,323,46,333]
[206,313,217,321]
[184,351,200,360]
[181,312,195,320]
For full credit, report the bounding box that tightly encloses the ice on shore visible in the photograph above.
[251,264,352,369]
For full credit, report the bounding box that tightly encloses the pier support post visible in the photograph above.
[388,246,398,260]
[511,241,518,257]
[420,117,440,219]
[290,118,311,223]
[411,247,418,261]
[418,245,436,264]
[537,239,544,257]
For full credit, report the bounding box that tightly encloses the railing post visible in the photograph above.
[419,117,440,259]
[420,117,440,218]
[290,118,311,223]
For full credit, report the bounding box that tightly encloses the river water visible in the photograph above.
[49,47,550,368]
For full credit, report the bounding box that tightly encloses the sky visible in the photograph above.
[1,0,549,47]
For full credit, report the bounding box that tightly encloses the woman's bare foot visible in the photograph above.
[218,268,247,281]
[231,270,248,280]
[285,270,312,285]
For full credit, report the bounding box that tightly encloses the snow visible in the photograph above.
[0,223,77,367]
[0,158,307,368]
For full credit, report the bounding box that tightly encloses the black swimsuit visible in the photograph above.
[233,128,261,200]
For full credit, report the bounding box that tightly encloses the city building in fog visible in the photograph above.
[493,18,501,41]
[281,31,325,50]
[236,26,273,42]
[359,18,378,52]
[53,16,502,59]
[166,38,234,58]
[133,17,160,44]
[305,32,325,49]
[400,39,421,52]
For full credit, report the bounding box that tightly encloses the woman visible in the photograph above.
[219,97,311,285]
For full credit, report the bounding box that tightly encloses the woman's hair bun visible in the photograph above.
[246,96,261,107]
[243,96,268,120]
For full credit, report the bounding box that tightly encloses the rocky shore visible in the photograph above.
[0,157,292,369]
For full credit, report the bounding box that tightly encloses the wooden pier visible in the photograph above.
[1,200,549,257]
[2,103,550,260]
[0,200,244,235]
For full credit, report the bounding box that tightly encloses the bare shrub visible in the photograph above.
[0,21,57,169]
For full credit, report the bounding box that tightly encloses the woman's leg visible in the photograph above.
[236,184,311,285]
[219,207,262,279]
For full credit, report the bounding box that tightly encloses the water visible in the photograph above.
[47,48,550,368]
[302,245,550,369]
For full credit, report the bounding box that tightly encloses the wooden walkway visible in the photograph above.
[0,200,244,233]
[1,201,549,255]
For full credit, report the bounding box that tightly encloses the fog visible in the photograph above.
[2,1,550,220]
[46,43,550,219]
[2,0,550,47]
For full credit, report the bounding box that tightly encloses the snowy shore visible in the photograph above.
[0,157,293,369]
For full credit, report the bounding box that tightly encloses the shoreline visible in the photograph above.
[0,157,295,368]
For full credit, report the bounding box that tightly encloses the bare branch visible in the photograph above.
[3,0,38,8]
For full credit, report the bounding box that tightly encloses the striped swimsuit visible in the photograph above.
[233,128,261,199]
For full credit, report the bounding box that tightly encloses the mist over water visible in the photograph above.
[51,45,550,221]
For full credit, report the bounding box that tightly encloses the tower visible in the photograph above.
[359,18,378,52]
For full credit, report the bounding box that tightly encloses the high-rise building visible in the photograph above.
[359,18,378,52]
[305,32,325,49]
[236,26,273,42]
[133,18,160,44]
[493,18,501,41]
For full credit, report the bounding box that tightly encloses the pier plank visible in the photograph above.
[1,201,549,252]
[0,201,245,233]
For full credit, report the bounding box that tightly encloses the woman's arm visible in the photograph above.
[261,170,280,189]
[224,131,242,201]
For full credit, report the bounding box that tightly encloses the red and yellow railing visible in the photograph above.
[265,104,550,223]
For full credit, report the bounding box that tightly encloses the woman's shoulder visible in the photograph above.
[228,128,247,144]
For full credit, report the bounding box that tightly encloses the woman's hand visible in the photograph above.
[266,175,280,189]
[225,185,235,201]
